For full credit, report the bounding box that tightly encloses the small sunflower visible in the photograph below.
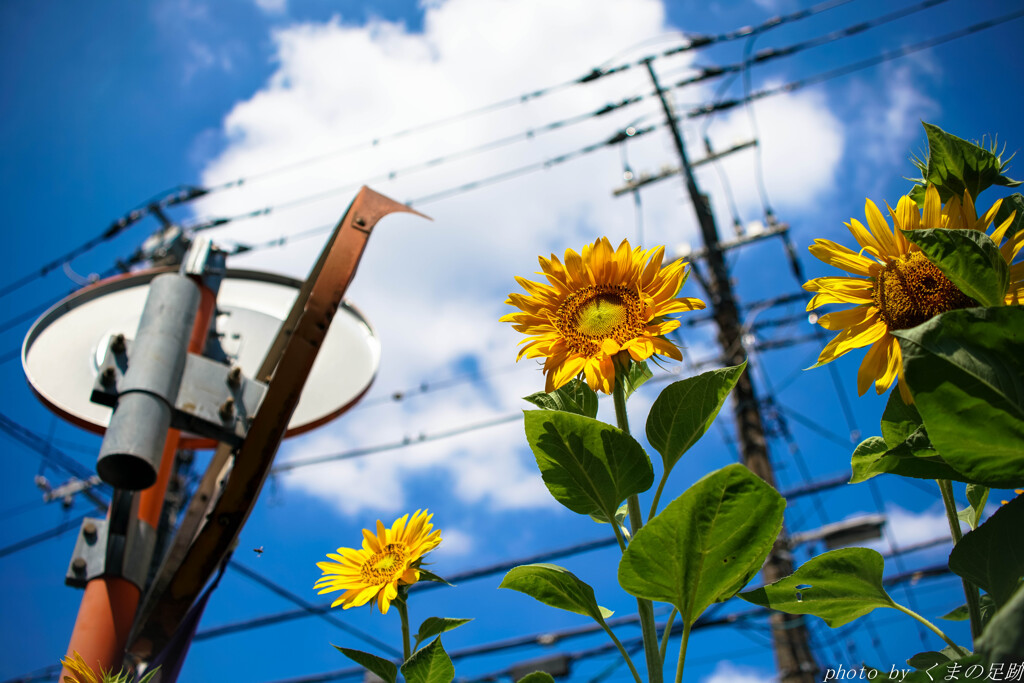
[315,509,442,614]
[805,184,1022,402]
[62,653,100,683]
[501,237,705,394]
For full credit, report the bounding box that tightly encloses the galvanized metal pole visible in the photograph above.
[95,274,200,490]
[62,240,220,680]
[643,58,819,683]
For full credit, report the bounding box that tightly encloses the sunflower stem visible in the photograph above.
[599,620,645,683]
[936,478,983,643]
[396,599,412,661]
[674,621,691,683]
[611,515,628,553]
[648,473,669,521]
[613,377,663,683]
[659,608,678,664]
[892,601,970,658]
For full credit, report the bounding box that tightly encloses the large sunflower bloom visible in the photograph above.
[314,509,441,614]
[805,184,1022,402]
[501,237,705,394]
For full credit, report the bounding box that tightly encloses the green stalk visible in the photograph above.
[936,479,983,642]
[611,515,629,553]
[613,378,663,683]
[658,608,678,664]
[648,473,669,521]
[892,601,970,658]
[674,621,691,683]
[599,621,645,683]
[396,599,412,661]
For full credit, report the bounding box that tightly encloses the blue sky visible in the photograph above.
[1,0,1022,681]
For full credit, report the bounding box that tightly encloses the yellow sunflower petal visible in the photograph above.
[809,239,881,278]
[817,305,876,331]
[502,237,703,394]
[816,318,887,365]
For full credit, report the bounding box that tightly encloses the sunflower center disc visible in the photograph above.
[578,294,627,336]
[873,252,976,330]
[555,284,645,356]
[361,543,408,585]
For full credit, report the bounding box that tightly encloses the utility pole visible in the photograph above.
[643,59,819,683]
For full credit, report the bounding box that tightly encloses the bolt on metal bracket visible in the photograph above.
[65,512,156,590]
[91,339,267,446]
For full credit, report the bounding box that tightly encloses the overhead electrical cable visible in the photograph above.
[0,0,959,304]
[685,8,1024,120]
[192,473,883,641]
[184,0,857,201]
[0,187,204,302]
[190,0,947,233]
[228,561,401,656]
[259,558,952,683]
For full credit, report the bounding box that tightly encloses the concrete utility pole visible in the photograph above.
[643,59,819,683]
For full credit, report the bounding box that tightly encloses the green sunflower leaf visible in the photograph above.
[994,192,1024,240]
[645,363,746,478]
[523,379,599,418]
[739,548,896,628]
[515,674,556,683]
[957,484,990,531]
[499,563,614,624]
[976,581,1024,666]
[524,410,653,521]
[880,390,923,447]
[416,569,454,587]
[618,463,784,625]
[848,434,965,485]
[334,647,398,683]
[909,122,1020,206]
[413,617,473,651]
[902,229,1008,308]
[941,592,996,628]
[400,636,454,683]
[589,501,630,534]
[620,360,653,400]
[948,495,1024,609]
[892,306,1024,488]
[906,650,952,669]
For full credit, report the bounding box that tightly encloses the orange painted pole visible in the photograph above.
[61,280,215,679]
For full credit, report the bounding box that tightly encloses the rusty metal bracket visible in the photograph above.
[128,187,428,660]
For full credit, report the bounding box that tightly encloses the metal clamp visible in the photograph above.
[65,492,156,590]
[92,341,267,446]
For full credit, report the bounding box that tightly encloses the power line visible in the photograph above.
[686,8,1024,120]
[0,512,89,560]
[0,411,108,486]
[190,0,946,234]
[182,0,858,204]
[0,188,203,303]
[186,97,650,231]
[260,557,953,683]
[191,473,865,642]
[228,561,401,657]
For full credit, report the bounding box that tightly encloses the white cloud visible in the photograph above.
[194,0,850,516]
[703,84,845,219]
[254,0,287,15]
[702,661,770,683]
[434,526,473,558]
[846,55,941,196]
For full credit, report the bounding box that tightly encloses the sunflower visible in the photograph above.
[501,237,705,394]
[805,184,1022,402]
[61,653,100,683]
[314,509,442,614]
